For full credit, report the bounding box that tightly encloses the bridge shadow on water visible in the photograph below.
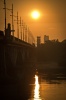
[0,63,36,100]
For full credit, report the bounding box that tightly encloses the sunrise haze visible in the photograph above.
[0,0,66,43]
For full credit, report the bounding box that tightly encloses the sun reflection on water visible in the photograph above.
[34,75,42,100]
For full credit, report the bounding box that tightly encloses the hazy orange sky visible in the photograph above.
[0,0,66,43]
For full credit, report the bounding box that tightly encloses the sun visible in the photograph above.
[31,10,40,19]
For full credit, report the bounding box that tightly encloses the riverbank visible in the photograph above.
[36,61,66,74]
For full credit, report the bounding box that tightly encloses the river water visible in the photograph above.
[28,70,66,100]
[1,64,66,100]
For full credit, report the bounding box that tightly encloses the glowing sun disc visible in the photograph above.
[31,11,40,19]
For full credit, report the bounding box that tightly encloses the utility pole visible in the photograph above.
[23,22,24,41]
[17,12,19,39]
[25,25,27,42]
[28,28,30,43]
[14,12,19,39]
[21,20,23,40]
[12,4,14,36]
[4,0,6,35]
[20,17,22,40]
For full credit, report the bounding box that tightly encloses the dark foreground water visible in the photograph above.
[0,64,66,100]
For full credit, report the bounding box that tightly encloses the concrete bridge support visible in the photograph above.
[0,41,35,76]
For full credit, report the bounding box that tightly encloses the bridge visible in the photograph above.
[0,23,36,77]
[0,26,36,99]
[0,1,36,98]
[0,0,36,78]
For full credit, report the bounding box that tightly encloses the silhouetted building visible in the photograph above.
[44,35,49,43]
[37,36,41,47]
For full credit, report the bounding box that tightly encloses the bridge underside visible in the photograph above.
[0,39,36,99]
[0,39,35,76]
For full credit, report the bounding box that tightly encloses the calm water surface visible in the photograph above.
[28,72,66,100]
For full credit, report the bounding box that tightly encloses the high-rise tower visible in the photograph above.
[37,36,41,47]
[44,35,49,43]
